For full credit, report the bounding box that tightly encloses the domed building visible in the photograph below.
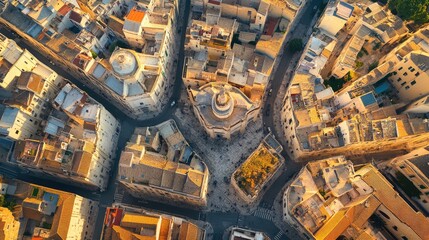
[110,49,139,77]
[188,82,260,139]
[88,47,167,114]
[82,1,179,118]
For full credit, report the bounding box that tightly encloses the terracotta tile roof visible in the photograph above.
[16,72,45,95]
[159,218,172,240]
[121,212,159,228]
[160,161,177,189]
[111,225,150,240]
[120,154,205,197]
[263,18,279,36]
[72,53,93,70]
[172,166,187,192]
[359,165,429,239]
[183,170,204,197]
[50,195,75,239]
[111,225,134,240]
[314,194,381,240]
[179,222,203,240]
[126,8,145,23]
[57,4,72,17]
[71,151,92,177]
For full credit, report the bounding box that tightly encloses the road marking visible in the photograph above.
[253,207,274,221]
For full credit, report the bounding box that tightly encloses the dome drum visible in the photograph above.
[212,90,234,119]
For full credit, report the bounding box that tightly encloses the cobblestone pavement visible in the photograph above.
[173,86,265,214]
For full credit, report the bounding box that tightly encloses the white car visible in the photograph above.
[170,101,176,107]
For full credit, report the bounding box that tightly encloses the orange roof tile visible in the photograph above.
[57,4,72,16]
[126,8,145,23]
[179,222,202,240]
[360,165,429,239]
[159,218,172,240]
[71,151,92,177]
[16,72,45,95]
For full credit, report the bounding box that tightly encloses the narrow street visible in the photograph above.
[0,0,324,239]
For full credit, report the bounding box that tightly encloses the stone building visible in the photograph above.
[118,120,209,207]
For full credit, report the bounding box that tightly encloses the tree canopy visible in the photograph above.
[389,0,429,24]
[289,38,304,53]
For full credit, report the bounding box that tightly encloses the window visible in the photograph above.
[416,72,420,77]
[402,237,408,240]
[15,130,19,134]
[397,78,402,82]
[405,86,410,90]
[401,82,406,86]
[398,67,403,71]
[403,72,408,76]
[411,80,416,85]
[393,226,398,231]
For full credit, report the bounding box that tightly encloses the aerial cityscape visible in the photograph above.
[0,0,428,239]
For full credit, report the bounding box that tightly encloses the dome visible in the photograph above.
[212,88,234,119]
[110,49,137,77]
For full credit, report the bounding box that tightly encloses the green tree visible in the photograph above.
[389,0,429,24]
[289,38,304,53]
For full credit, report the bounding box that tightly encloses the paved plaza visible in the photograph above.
[174,86,266,214]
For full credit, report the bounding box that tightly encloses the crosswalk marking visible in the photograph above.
[274,230,284,240]
[253,207,274,221]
